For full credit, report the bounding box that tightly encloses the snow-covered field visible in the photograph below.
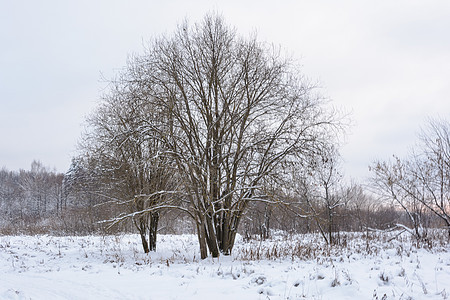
[1,231,449,299]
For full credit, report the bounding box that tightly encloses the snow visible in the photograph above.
[1,232,449,299]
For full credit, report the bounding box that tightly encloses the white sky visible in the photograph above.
[1,0,450,182]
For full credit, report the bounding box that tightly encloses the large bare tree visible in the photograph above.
[132,14,340,258]
[79,14,341,258]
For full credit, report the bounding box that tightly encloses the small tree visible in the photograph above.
[371,118,450,239]
[314,146,344,244]
[410,119,450,236]
[288,145,344,244]
[370,157,427,239]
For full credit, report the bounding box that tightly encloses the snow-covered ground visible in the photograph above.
[1,231,449,299]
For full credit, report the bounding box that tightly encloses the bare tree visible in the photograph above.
[370,157,427,239]
[346,184,379,232]
[77,14,341,258]
[370,118,450,239]
[132,14,341,258]
[314,146,345,244]
[411,119,450,236]
[288,145,344,244]
[78,68,179,252]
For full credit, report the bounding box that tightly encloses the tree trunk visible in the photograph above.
[136,216,150,253]
[148,212,159,252]
[221,213,231,254]
[139,225,149,254]
[196,221,208,259]
[205,215,220,257]
[216,212,241,255]
[262,203,272,240]
[225,217,239,254]
[328,207,333,245]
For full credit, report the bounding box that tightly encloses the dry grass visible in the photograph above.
[233,229,450,261]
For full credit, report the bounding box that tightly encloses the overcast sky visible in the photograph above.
[1,0,450,182]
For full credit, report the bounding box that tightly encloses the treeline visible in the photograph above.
[1,160,445,243]
[242,188,445,242]
[0,161,116,235]
[0,160,194,235]
[0,161,64,219]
